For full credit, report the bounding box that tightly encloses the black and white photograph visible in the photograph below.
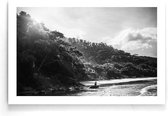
[16,7,157,96]
[1,0,168,116]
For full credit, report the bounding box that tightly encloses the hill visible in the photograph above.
[68,38,157,80]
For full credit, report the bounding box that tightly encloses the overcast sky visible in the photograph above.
[17,7,157,57]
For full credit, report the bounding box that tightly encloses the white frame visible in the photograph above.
[8,0,165,104]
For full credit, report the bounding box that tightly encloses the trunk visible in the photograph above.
[37,54,48,72]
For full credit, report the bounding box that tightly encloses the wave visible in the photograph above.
[139,85,157,96]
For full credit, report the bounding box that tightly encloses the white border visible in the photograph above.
[8,0,165,104]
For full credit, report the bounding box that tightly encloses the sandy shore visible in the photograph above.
[70,79,157,96]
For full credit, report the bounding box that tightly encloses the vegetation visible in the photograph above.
[17,11,157,96]
[69,38,157,78]
[17,11,87,95]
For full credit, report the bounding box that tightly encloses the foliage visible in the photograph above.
[17,11,87,95]
[68,38,157,78]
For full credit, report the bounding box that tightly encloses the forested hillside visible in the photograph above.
[69,38,157,79]
[17,11,157,95]
[17,11,87,95]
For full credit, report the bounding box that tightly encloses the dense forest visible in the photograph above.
[17,11,157,95]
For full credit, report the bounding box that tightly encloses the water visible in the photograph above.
[69,77,157,96]
[80,77,156,86]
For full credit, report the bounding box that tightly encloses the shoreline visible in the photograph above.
[18,78,157,96]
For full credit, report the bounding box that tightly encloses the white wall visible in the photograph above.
[0,0,167,116]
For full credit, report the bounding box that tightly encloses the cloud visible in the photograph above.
[102,27,157,56]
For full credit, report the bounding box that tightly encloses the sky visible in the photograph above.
[17,7,157,57]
